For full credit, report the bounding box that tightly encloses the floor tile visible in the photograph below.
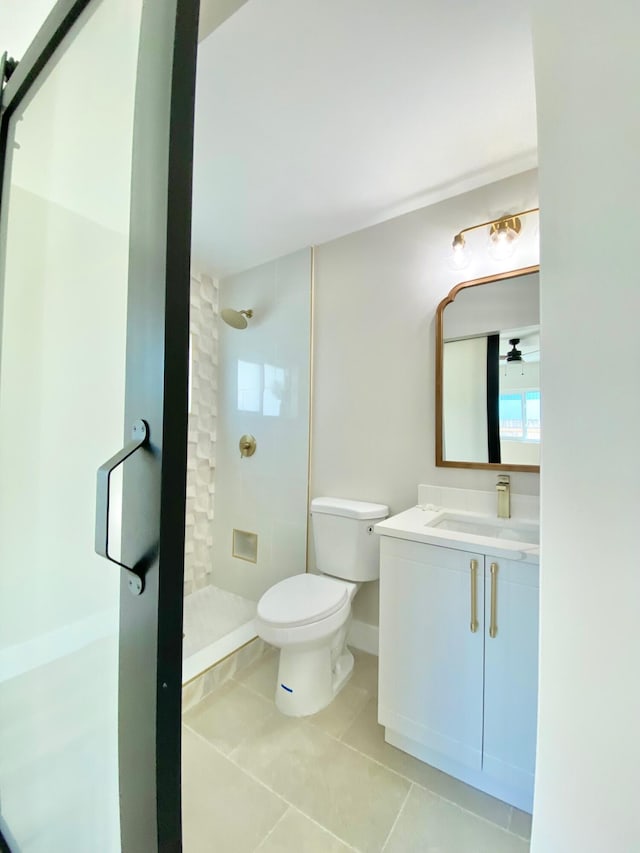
[307,680,370,739]
[509,807,533,840]
[256,807,353,852]
[342,698,512,829]
[181,727,286,853]
[182,647,527,852]
[349,649,379,695]
[383,785,530,853]
[183,680,275,755]
[233,648,279,701]
[232,714,410,852]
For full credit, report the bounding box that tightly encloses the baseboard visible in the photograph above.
[347,619,379,656]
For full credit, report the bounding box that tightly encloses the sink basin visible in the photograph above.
[426,512,539,545]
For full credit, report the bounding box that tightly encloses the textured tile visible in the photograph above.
[184,272,218,589]
[256,808,352,852]
[183,680,274,755]
[384,785,530,853]
[232,714,410,852]
[510,807,533,840]
[342,699,512,829]
[233,648,279,700]
[307,680,370,739]
[181,727,286,853]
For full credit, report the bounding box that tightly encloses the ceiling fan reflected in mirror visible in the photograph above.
[499,332,540,361]
[504,338,523,363]
[499,336,540,375]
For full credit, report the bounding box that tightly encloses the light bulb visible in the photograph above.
[448,233,471,270]
[488,218,519,261]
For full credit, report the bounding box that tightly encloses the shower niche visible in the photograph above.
[232,529,258,563]
[182,248,312,682]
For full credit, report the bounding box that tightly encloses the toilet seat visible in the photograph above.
[257,573,349,628]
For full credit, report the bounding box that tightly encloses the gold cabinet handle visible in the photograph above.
[469,559,478,633]
[489,562,498,638]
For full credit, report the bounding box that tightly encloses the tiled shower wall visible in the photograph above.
[184,271,218,596]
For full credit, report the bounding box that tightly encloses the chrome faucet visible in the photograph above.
[496,475,511,518]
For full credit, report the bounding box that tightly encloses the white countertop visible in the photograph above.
[375,504,540,564]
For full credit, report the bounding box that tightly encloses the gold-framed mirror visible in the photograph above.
[435,265,540,472]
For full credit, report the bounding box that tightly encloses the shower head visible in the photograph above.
[221,308,253,329]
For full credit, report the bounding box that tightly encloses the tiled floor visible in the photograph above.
[182,648,531,852]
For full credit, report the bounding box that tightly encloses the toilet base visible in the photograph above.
[275,644,355,717]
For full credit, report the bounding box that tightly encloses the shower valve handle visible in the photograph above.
[239,434,257,458]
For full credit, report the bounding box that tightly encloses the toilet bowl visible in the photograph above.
[256,573,358,716]
[255,497,388,717]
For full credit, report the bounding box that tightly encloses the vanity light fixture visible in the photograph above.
[449,207,539,269]
[448,233,472,270]
[488,217,521,260]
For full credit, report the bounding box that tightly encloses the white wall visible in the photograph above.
[312,169,540,624]
[0,0,58,59]
[212,249,312,601]
[0,0,140,648]
[0,186,127,646]
[198,0,249,42]
[8,0,142,235]
[442,337,488,462]
[530,2,640,849]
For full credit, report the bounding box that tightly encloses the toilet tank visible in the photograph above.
[310,497,388,582]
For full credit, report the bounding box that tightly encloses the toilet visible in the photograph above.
[255,497,388,716]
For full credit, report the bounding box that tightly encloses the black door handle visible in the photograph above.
[95,419,149,595]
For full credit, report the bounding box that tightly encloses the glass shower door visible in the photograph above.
[0,1,198,850]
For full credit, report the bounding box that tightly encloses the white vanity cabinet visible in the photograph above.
[378,534,539,812]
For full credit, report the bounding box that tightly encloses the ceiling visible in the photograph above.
[191,0,538,276]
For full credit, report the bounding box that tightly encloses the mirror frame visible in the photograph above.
[435,264,540,473]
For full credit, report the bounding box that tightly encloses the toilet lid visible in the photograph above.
[257,573,349,628]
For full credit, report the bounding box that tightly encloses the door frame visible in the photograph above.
[0,1,198,850]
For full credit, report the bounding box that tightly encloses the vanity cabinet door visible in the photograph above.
[379,537,485,770]
[483,557,539,804]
